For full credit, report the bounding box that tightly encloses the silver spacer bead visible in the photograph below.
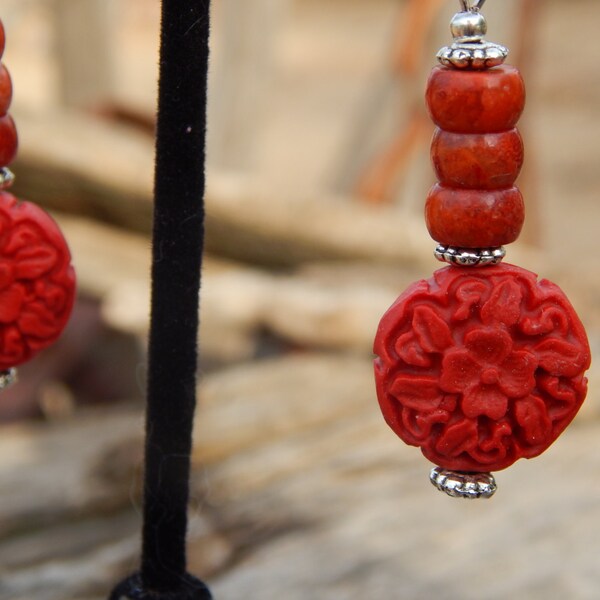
[437,3,508,70]
[0,167,15,189]
[437,42,509,70]
[430,467,497,499]
[435,245,506,267]
[0,368,17,390]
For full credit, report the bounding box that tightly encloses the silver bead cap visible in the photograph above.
[0,368,17,391]
[430,467,497,499]
[437,5,508,70]
[0,167,15,190]
[451,11,487,43]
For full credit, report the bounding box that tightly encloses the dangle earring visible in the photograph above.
[374,0,590,499]
[0,19,75,388]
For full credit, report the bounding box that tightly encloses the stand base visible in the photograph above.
[430,467,497,499]
[109,573,212,600]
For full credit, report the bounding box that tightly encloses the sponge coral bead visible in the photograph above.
[426,65,525,133]
[425,184,525,247]
[431,128,523,189]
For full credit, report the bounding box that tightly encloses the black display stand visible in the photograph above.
[109,0,212,598]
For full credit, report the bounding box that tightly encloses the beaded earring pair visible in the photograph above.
[374,0,591,498]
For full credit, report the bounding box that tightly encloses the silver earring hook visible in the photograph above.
[459,0,486,12]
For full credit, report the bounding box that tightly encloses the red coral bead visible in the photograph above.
[425,184,524,247]
[431,128,523,189]
[373,263,590,472]
[0,192,76,369]
[426,65,526,133]
[0,114,17,165]
[0,65,12,116]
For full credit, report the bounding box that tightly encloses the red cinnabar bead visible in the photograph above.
[431,128,523,190]
[0,114,17,165]
[374,264,590,472]
[425,184,524,247]
[426,65,525,133]
[0,65,12,116]
[0,192,76,369]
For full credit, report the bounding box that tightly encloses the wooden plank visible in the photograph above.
[53,214,423,360]
[12,109,437,268]
[208,0,291,171]
[0,351,598,598]
[52,0,116,108]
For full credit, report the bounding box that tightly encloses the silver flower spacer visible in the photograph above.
[435,244,505,267]
[437,42,508,70]
[0,368,17,390]
[437,3,508,70]
[0,167,15,189]
[430,467,497,499]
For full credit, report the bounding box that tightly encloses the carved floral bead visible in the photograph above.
[0,65,12,116]
[426,65,526,133]
[0,114,17,165]
[425,184,524,247]
[0,192,76,369]
[431,128,523,189]
[374,264,590,472]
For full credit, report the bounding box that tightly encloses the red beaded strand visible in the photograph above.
[0,26,16,169]
[426,64,526,249]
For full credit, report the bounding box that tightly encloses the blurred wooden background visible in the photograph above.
[0,1,599,599]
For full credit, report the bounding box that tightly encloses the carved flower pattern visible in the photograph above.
[440,328,536,420]
[0,193,76,369]
[374,264,590,472]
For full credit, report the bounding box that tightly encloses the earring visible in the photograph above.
[374,0,590,499]
[0,18,75,389]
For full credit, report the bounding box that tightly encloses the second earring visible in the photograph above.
[373,1,591,499]
[0,18,76,387]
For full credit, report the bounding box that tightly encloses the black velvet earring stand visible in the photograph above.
[109,1,212,598]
